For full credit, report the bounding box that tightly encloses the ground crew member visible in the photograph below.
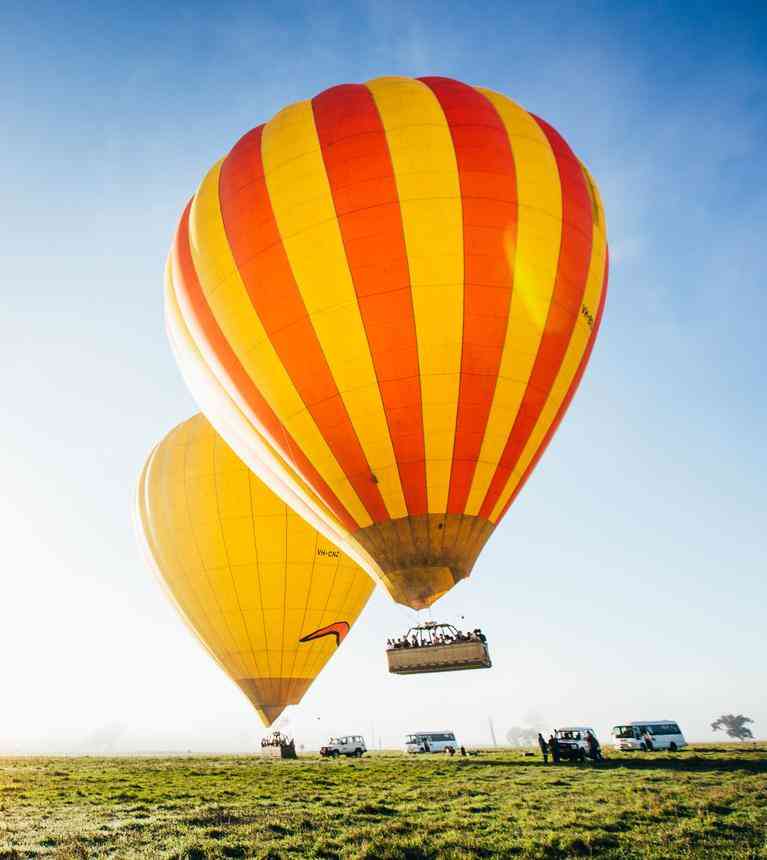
[538,732,549,764]
[549,733,560,764]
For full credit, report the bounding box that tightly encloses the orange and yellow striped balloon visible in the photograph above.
[137,414,374,726]
[167,76,608,610]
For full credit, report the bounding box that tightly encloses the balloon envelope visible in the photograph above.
[137,414,375,726]
[167,76,608,609]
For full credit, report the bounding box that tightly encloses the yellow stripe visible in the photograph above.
[465,89,564,515]
[580,161,608,241]
[186,161,372,528]
[489,227,608,522]
[260,100,407,519]
[366,76,464,514]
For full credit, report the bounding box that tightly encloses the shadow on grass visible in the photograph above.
[454,756,767,775]
[598,756,767,774]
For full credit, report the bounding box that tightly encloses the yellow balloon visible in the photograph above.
[137,414,375,726]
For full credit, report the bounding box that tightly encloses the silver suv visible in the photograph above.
[554,727,598,761]
[320,735,367,758]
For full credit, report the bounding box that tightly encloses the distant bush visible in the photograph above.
[711,714,755,741]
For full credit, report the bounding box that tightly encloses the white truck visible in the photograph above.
[612,721,687,751]
[320,735,367,758]
[553,726,599,762]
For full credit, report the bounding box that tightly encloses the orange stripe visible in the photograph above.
[311,83,428,517]
[496,249,609,520]
[479,115,594,519]
[419,77,518,515]
[170,202,358,533]
[218,126,389,524]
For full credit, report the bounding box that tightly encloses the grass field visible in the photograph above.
[1,744,765,859]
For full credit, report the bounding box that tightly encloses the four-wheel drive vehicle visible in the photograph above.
[554,727,598,761]
[320,735,367,757]
[612,721,686,751]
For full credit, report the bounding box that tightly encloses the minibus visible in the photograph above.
[612,721,686,751]
[405,730,459,753]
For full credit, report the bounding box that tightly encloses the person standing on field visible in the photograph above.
[538,733,549,764]
[586,731,601,764]
[549,733,560,764]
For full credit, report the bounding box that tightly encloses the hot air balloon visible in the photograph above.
[137,413,375,726]
[167,75,608,611]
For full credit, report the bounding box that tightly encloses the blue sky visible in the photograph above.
[1,0,765,752]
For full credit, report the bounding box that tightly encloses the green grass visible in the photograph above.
[1,744,765,858]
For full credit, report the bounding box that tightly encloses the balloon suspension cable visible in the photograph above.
[389,603,423,641]
[393,600,419,626]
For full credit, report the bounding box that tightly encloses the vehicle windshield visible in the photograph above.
[556,730,581,740]
[612,726,635,739]
[406,735,420,744]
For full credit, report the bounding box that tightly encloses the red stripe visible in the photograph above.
[218,125,389,524]
[479,115,595,519]
[312,83,428,517]
[419,77,518,515]
[496,249,609,521]
[170,201,359,533]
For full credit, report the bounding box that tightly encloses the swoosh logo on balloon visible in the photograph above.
[299,621,350,647]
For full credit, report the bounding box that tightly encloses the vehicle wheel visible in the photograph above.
[354,749,363,758]
[669,743,677,752]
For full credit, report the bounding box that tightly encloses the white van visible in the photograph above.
[612,721,687,751]
[405,731,459,753]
